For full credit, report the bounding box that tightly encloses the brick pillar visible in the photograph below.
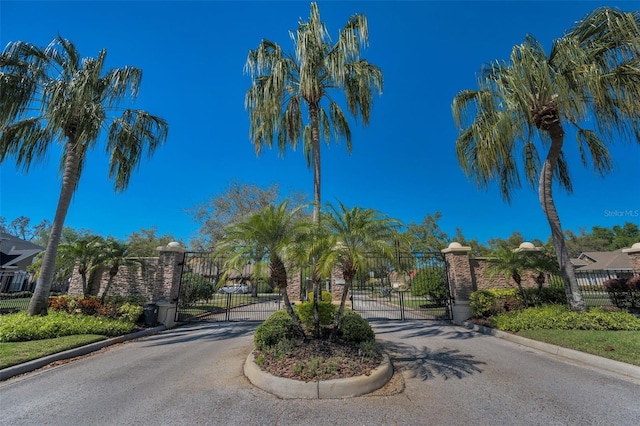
[442,242,473,325]
[155,242,187,303]
[622,243,640,270]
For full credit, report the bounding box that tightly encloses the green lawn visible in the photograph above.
[0,335,106,369]
[517,329,640,366]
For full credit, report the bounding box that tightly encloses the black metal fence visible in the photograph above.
[350,252,452,321]
[569,269,640,310]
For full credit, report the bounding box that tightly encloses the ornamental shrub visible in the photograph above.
[490,305,640,332]
[603,277,640,309]
[118,303,144,323]
[307,291,333,302]
[469,289,520,318]
[295,300,336,331]
[338,309,375,344]
[410,267,449,303]
[76,297,103,316]
[254,310,301,351]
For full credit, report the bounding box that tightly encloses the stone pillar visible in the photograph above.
[622,242,640,270]
[442,242,473,325]
[155,242,187,304]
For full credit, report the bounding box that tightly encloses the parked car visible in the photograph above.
[217,284,250,294]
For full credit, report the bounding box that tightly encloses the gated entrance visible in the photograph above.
[175,252,282,322]
[350,252,452,321]
[175,251,452,323]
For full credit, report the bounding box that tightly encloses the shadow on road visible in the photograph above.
[136,321,258,346]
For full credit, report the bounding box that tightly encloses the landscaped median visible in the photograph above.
[244,350,393,399]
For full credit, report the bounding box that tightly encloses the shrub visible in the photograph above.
[603,277,640,309]
[490,305,640,332]
[295,300,336,331]
[410,267,449,303]
[118,303,144,323]
[525,286,566,305]
[49,296,72,313]
[0,291,33,300]
[338,309,375,344]
[469,289,520,318]
[0,312,135,342]
[76,297,103,316]
[307,291,333,302]
[256,279,273,294]
[179,273,215,307]
[254,310,301,351]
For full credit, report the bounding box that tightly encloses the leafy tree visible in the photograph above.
[318,201,402,337]
[0,37,168,315]
[452,8,640,310]
[405,212,450,252]
[564,222,640,256]
[244,2,383,223]
[487,231,545,252]
[215,201,308,338]
[0,216,50,242]
[188,180,308,250]
[125,227,179,257]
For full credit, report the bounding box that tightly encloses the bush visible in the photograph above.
[118,303,144,323]
[256,279,273,294]
[307,291,333,302]
[179,273,215,307]
[469,289,520,318]
[0,291,33,300]
[76,297,103,316]
[295,300,336,331]
[0,312,135,342]
[49,295,72,313]
[410,267,449,303]
[603,277,640,309]
[525,286,566,305]
[254,310,301,351]
[490,305,640,332]
[338,309,375,344]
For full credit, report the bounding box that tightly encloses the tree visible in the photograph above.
[188,180,308,250]
[405,212,450,252]
[0,216,50,242]
[215,201,308,338]
[319,201,402,336]
[452,8,640,311]
[1,37,168,315]
[126,227,178,257]
[56,235,104,297]
[98,238,144,303]
[244,2,383,223]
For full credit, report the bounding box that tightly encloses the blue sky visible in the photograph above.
[1,1,638,248]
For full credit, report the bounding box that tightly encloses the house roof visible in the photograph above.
[572,249,632,271]
[0,233,44,268]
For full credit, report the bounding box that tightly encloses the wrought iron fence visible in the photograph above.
[549,269,640,310]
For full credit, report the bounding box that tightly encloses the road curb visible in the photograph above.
[0,325,166,381]
[462,321,640,380]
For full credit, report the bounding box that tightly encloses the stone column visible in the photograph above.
[155,242,187,303]
[442,242,473,325]
[622,242,640,270]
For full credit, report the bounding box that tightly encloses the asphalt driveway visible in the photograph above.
[1,321,639,426]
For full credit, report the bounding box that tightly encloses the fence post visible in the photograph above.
[442,242,473,325]
[155,242,186,315]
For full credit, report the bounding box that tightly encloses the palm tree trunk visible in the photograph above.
[331,265,355,340]
[271,257,307,339]
[27,138,81,315]
[309,103,321,224]
[540,125,586,311]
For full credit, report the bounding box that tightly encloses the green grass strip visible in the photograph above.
[0,334,106,369]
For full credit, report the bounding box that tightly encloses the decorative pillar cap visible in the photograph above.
[514,242,545,253]
[622,242,640,253]
[441,242,472,253]
[156,241,187,253]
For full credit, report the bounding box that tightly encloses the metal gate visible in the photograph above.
[350,252,452,321]
[175,252,282,322]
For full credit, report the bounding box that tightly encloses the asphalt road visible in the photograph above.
[1,321,639,426]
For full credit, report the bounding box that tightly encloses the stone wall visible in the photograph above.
[470,258,542,291]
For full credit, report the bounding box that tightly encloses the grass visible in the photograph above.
[0,334,106,369]
[518,329,640,366]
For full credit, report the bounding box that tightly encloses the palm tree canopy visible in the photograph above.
[0,36,169,191]
[244,2,383,158]
[452,7,640,202]
[319,201,402,280]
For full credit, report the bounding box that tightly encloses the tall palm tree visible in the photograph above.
[0,37,168,315]
[452,7,640,311]
[319,201,402,335]
[215,201,308,339]
[244,2,383,223]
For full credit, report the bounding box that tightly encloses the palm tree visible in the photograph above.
[215,201,308,338]
[319,201,402,335]
[0,37,169,315]
[244,2,383,223]
[98,238,143,303]
[452,7,640,311]
[56,236,104,297]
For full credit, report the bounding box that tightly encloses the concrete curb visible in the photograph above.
[0,325,166,381]
[462,321,640,380]
[244,351,393,399]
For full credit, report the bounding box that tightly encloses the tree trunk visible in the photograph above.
[309,103,322,224]
[27,138,81,315]
[331,264,355,340]
[271,257,306,339]
[540,124,586,311]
